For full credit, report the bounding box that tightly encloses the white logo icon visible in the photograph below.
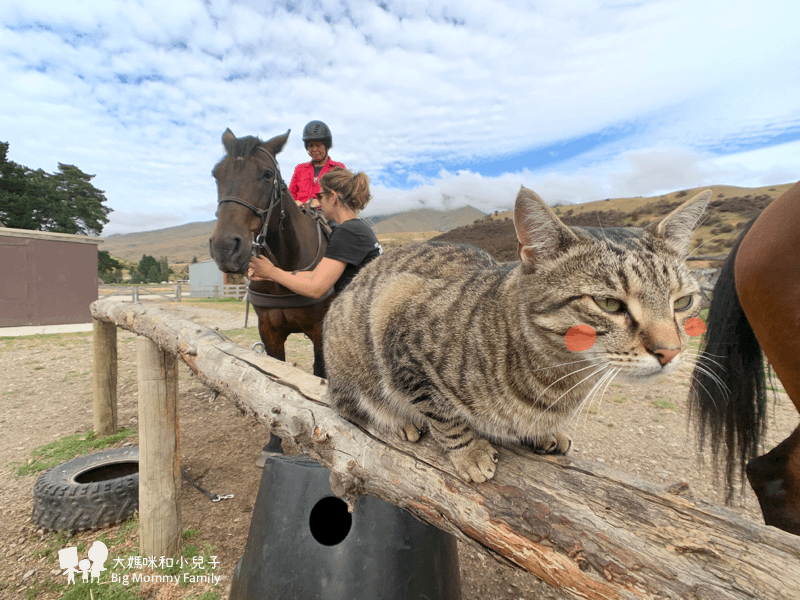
[58,541,108,585]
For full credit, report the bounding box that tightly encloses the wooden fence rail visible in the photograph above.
[90,298,800,600]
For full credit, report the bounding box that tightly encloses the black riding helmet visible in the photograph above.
[302,120,332,150]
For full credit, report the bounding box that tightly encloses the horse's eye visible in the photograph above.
[261,169,274,180]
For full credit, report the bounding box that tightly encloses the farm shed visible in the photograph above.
[188,259,229,297]
[0,227,101,327]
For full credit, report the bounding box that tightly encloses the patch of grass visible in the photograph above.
[612,395,627,403]
[652,399,675,410]
[14,428,138,476]
[222,327,262,346]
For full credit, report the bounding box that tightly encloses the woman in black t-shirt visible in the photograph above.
[248,169,382,296]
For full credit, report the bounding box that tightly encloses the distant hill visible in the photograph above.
[100,205,486,265]
[431,183,795,264]
[368,206,485,234]
[100,221,217,265]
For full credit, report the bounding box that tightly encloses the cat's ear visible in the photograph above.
[645,190,711,255]
[514,186,579,271]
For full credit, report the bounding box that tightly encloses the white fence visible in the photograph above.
[98,284,247,302]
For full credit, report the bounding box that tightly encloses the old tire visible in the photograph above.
[33,447,139,532]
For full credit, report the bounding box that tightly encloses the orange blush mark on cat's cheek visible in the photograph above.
[685,317,706,337]
[565,325,597,352]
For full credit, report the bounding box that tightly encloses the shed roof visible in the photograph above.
[0,227,104,245]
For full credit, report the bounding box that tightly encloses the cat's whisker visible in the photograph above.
[685,352,732,396]
[689,363,731,400]
[530,357,594,373]
[685,350,727,361]
[684,349,728,365]
[534,363,603,403]
[538,366,609,419]
[592,367,621,420]
[569,367,616,430]
[573,367,621,431]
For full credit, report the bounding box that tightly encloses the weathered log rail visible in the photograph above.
[90,298,800,600]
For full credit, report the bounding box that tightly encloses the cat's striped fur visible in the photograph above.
[323,187,710,482]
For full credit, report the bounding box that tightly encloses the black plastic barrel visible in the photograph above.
[229,454,462,599]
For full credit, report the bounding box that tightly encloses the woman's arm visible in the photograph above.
[248,255,344,298]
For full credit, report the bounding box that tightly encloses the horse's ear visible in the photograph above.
[264,130,290,155]
[222,128,236,153]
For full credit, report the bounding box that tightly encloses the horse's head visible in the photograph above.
[209,128,290,273]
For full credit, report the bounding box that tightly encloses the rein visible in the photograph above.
[217,146,332,310]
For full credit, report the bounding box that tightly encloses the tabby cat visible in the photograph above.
[323,187,710,482]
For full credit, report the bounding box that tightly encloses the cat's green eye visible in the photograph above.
[673,295,693,311]
[593,297,624,314]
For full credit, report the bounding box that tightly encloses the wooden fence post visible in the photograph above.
[137,336,182,558]
[92,318,117,435]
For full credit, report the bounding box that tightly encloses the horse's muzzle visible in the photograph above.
[209,234,250,274]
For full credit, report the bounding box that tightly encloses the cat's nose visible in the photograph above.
[653,348,680,366]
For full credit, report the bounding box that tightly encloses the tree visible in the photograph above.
[130,254,172,284]
[98,250,124,284]
[0,141,111,236]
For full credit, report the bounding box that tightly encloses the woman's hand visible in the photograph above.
[248,255,275,281]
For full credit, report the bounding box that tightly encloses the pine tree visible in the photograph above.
[0,142,111,235]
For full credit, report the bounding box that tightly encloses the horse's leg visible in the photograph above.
[254,307,288,362]
[308,304,328,379]
[735,180,800,534]
[747,425,800,534]
[311,332,326,379]
[252,307,290,465]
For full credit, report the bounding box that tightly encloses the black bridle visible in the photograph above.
[216,146,286,266]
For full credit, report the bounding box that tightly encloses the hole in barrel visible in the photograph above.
[309,496,352,546]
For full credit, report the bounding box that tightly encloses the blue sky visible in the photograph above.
[1,0,799,236]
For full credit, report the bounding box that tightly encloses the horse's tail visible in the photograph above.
[689,218,772,502]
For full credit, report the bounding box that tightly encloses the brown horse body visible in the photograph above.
[734,181,800,533]
[691,180,800,535]
[209,129,333,377]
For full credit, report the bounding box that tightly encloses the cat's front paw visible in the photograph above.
[529,432,572,455]
[448,438,499,483]
[396,422,422,443]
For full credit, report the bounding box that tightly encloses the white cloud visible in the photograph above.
[1,0,798,237]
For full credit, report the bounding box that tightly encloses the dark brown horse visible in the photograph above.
[690,181,800,535]
[209,128,334,377]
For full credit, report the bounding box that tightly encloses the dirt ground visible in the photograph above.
[1,298,797,600]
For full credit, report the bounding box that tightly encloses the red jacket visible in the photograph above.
[288,158,346,204]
